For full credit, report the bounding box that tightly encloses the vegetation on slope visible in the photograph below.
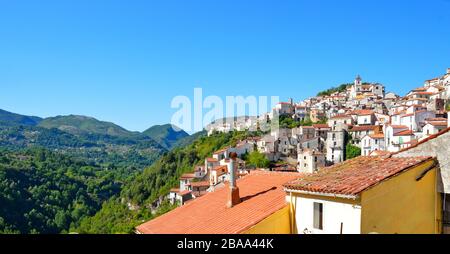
[0,109,42,127]
[317,83,351,97]
[73,131,256,233]
[143,124,189,150]
[0,148,122,234]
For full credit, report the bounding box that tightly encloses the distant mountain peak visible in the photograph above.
[143,124,189,150]
[0,108,42,127]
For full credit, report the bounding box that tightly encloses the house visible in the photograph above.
[298,136,325,153]
[384,125,410,152]
[294,105,308,121]
[168,189,193,206]
[348,125,379,145]
[325,130,346,164]
[388,128,415,152]
[392,126,450,233]
[190,181,210,198]
[422,121,447,139]
[209,165,229,186]
[297,149,325,173]
[360,133,385,156]
[205,157,219,173]
[292,126,315,141]
[310,108,326,123]
[136,170,302,234]
[180,173,196,192]
[283,156,441,234]
[313,124,330,140]
[273,101,294,116]
[354,110,375,125]
[328,114,353,131]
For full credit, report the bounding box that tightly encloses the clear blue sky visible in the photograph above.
[1,0,449,132]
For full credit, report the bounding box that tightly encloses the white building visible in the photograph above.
[297,149,325,173]
[360,134,385,156]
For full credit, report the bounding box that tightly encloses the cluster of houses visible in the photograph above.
[206,69,450,173]
[149,69,450,234]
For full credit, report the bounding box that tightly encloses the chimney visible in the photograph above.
[227,152,241,208]
[447,68,450,75]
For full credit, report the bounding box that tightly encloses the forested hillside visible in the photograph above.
[0,148,122,233]
[74,131,255,233]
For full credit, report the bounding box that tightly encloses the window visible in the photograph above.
[313,202,323,230]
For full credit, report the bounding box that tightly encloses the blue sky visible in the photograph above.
[1,0,449,132]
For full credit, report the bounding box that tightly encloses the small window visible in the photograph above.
[313,202,323,230]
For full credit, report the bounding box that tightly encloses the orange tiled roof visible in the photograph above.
[136,171,302,234]
[392,127,450,154]
[349,125,377,132]
[353,109,374,116]
[190,181,210,188]
[394,130,414,136]
[313,124,330,129]
[206,158,219,162]
[390,125,409,129]
[180,173,196,180]
[369,134,384,139]
[283,156,433,197]
[330,114,351,119]
[428,121,447,127]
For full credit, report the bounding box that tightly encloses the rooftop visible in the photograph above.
[283,156,433,198]
[136,171,302,234]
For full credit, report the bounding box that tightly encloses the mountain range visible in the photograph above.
[0,109,191,169]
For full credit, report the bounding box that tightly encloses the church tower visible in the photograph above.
[350,75,362,99]
[354,75,362,89]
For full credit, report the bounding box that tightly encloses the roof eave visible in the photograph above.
[283,188,359,200]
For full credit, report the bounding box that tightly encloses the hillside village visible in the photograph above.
[137,68,450,234]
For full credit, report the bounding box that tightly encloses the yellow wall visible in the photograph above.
[360,159,442,234]
[243,206,291,234]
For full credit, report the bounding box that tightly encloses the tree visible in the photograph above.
[346,143,361,160]
[246,151,270,168]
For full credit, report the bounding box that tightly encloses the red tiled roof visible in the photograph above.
[428,121,447,127]
[390,125,409,129]
[213,147,229,155]
[213,165,228,176]
[283,156,433,197]
[179,190,192,196]
[394,130,414,136]
[190,181,210,188]
[180,173,196,180]
[313,124,330,129]
[392,127,450,154]
[136,171,302,234]
[426,118,447,122]
[349,125,377,132]
[330,114,351,119]
[353,109,374,116]
[206,158,218,162]
[369,134,384,139]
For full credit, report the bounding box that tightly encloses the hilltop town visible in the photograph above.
[138,68,450,234]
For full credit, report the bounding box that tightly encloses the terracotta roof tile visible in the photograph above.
[392,127,450,154]
[180,173,196,180]
[136,171,302,234]
[394,130,414,136]
[349,125,377,132]
[283,156,433,197]
[190,181,210,188]
[313,124,330,129]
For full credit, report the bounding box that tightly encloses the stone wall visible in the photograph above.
[393,130,450,193]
